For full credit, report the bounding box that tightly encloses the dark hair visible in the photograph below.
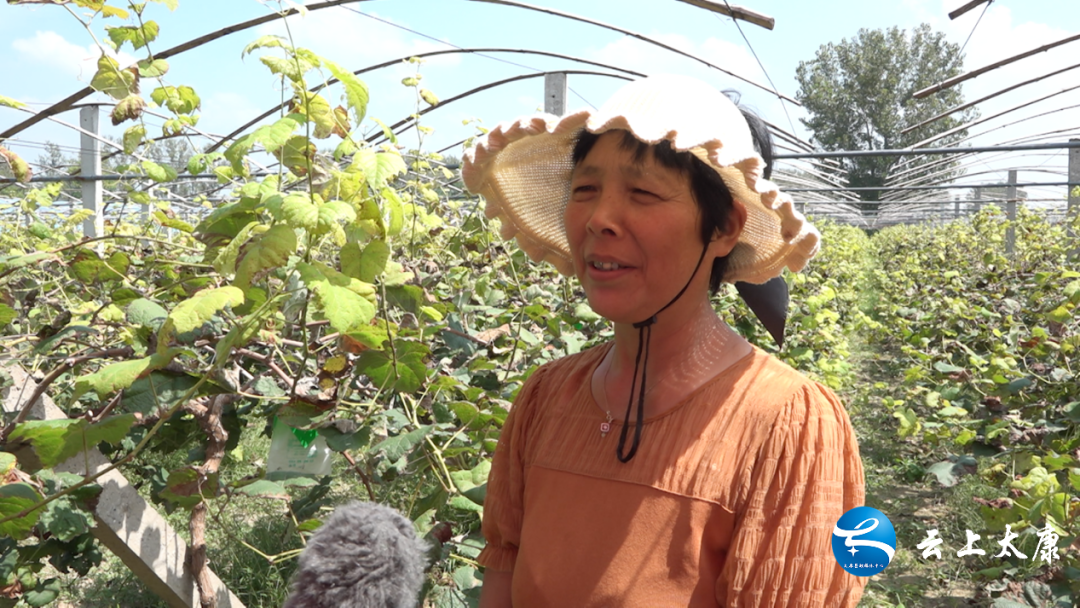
[570,105,773,294]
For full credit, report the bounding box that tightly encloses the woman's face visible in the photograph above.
[564,131,740,324]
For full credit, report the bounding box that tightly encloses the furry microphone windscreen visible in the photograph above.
[282,501,429,608]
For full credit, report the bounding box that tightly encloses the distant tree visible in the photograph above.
[795,24,978,215]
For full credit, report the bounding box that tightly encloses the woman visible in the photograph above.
[462,75,865,608]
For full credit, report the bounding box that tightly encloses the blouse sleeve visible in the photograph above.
[477,364,549,572]
[716,382,867,608]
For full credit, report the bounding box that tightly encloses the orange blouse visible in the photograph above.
[479,343,867,607]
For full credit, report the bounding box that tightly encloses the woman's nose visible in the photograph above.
[586,190,622,236]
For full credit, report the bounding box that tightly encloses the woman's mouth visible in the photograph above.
[591,261,623,271]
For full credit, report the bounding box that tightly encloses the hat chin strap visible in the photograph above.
[614,247,790,463]
[616,243,709,463]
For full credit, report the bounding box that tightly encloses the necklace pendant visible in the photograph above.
[600,411,613,437]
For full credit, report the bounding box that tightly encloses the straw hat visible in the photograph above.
[461,74,819,285]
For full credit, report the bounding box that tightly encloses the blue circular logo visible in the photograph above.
[831,506,896,576]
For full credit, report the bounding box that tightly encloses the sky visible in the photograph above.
[2,0,1079,219]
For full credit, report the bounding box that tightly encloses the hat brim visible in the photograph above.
[462,110,819,285]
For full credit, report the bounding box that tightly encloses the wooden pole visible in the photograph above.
[948,0,991,20]
[671,0,775,30]
[544,72,567,116]
[80,106,103,240]
[913,32,1080,99]
[1006,170,1017,256]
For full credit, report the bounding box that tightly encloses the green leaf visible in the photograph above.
[1004,377,1033,395]
[23,578,61,607]
[383,187,404,236]
[274,135,315,176]
[0,304,15,329]
[136,58,169,78]
[294,92,336,139]
[151,85,200,115]
[358,239,390,282]
[74,351,177,400]
[1046,306,1072,324]
[212,221,259,276]
[278,193,318,231]
[34,326,98,355]
[933,361,965,374]
[89,54,138,100]
[0,483,42,540]
[223,133,255,175]
[319,426,371,452]
[252,116,299,153]
[340,242,363,279]
[242,35,289,56]
[371,425,434,463]
[316,200,356,235]
[121,371,209,415]
[39,497,93,542]
[927,455,977,487]
[141,160,177,183]
[298,262,376,333]
[122,123,146,154]
[153,210,193,233]
[233,479,288,499]
[126,298,167,328]
[0,453,15,476]
[163,286,244,336]
[449,460,490,506]
[355,340,428,393]
[322,57,369,124]
[235,224,297,288]
[106,20,158,50]
[8,415,135,468]
[343,324,391,350]
[351,149,407,190]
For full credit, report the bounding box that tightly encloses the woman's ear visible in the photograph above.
[710,199,747,257]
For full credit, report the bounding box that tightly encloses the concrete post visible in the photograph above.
[1068,139,1079,250]
[1006,170,1017,256]
[80,106,103,239]
[1,366,244,608]
[544,72,567,116]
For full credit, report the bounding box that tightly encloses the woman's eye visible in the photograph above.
[571,184,597,197]
[632,188,658,199]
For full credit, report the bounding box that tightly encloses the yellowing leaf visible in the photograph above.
[73,351,178,400]
[358,239,390,283]
[90,54,139,100]
[235,224,297,288]
[137,58,169,78]
[351,149,407,190]
[419,88,439,106]
[0,146,32,183]
[298,262,376,333]
[322,57,369,124]
[252,116,300,153]
[101,5,130,18]
[277,192,318,231]
[0,94,26,109]
[161,286,244,344]
[112,95,146,125]
[141,159,177,183]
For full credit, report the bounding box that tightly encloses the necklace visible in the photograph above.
[596,349,665,438]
